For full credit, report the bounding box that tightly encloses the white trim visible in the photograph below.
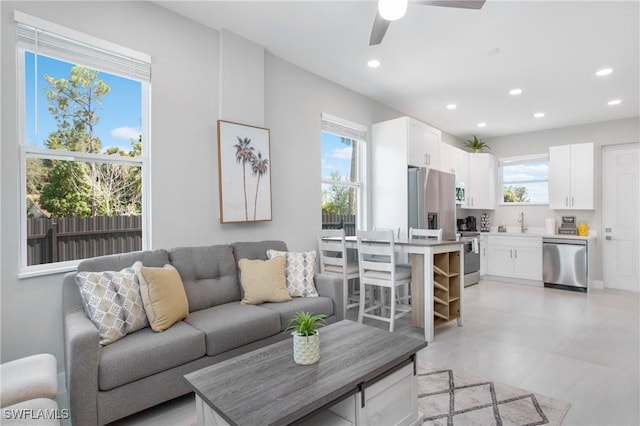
[499,153,549,165]
[321,113,367,133]
[14,10,150,63]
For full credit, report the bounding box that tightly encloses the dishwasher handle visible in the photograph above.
[543,238,587,246]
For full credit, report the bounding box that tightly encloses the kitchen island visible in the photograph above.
[344,236,463,342]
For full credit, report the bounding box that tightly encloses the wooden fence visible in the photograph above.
[321,214,356,236]
[27,216,142,266]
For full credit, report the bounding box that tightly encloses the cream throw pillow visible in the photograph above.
[137,263,189,332]
[238,257,292,305]
[266,250,318,297]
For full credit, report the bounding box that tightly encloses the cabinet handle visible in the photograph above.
[572,197,575,207]
[565,197,569,207]
[510,249,513,258]
[514,249,518,259]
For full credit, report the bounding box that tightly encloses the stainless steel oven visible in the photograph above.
[460,232,480,287]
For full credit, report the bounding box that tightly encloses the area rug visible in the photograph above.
[417,367,571,426]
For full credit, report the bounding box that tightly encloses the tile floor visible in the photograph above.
[94,280,639,425]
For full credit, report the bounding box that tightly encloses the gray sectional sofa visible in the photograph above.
[62,240,344,426]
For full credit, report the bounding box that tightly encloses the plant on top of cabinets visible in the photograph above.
[464,136,491,153]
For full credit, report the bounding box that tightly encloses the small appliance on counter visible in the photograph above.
[558,216,577,235]
[456,216,477,232]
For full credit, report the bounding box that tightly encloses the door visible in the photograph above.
[513,246,543,281]
[603,143,640,292]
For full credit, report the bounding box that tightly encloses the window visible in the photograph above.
[320,114,367,236]
[499,154,549,204]
[16,12,151,276]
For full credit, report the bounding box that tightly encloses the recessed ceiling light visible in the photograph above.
[367,59,381,68]
[534,112,545,118]
[509,89,523,95]
[596,68,613,76]
[477,122,487,127]
[607,99,622,106]
[446,104,457,110]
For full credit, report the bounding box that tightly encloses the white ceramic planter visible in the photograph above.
[292,332,320,365]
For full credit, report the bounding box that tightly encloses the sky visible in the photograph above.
[502,161,549,202]
[321,132,353,182]
[24,52,142,153]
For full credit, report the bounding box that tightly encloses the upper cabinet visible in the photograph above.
[407,118,441,168]
[549,142,594,210]
[465,153,496,210]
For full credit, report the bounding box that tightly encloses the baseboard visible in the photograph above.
[481,275,543,287]
[590,280,604,290]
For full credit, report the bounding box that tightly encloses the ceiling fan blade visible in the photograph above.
[413,0,486,9]
[369,11,391,46]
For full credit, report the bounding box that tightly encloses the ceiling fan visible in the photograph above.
[370,0,486,45]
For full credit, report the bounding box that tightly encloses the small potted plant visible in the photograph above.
[287,311,326,365]
[465,136,491,153]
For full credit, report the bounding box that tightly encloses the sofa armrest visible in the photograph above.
[315,274,345,321]
[63,310,100,426]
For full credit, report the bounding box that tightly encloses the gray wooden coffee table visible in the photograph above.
[184,320,427,426]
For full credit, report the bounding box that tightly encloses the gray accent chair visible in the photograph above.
[62,241,343,426]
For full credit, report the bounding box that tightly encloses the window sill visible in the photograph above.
[19,260,79,279]
[499,202,549,207]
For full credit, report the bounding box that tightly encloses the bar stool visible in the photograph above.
[356,229,412,332]
[317,229,360,319]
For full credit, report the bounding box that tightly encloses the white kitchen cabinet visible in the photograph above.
[465,153,496,210]
[549,142,594,210]
[439,143,457,175]
[407,117,441,168]
[487,236,542,280]
[479,234,488,276]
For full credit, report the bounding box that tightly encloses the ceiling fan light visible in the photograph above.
[378,0,408,21]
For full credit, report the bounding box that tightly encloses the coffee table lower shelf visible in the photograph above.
[194,362,423,426]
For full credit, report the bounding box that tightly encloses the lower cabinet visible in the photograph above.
[487,236,542,281]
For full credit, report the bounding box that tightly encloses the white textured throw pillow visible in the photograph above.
[75,266,148,345]
[266,250,318,297]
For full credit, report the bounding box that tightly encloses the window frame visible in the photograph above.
[16,12,152,278]
[320,114,368,233]
[498,153,549,206]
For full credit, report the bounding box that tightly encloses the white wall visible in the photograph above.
[461,117,640,282]
[0,1,403,368]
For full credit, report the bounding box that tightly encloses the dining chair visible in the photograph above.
[317,229,360,319]
[356,229,412,332]
[409,228,443,241]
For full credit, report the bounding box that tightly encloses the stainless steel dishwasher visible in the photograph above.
[542,238,588,292]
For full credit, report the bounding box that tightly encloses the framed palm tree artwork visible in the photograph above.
[217,120,272,223]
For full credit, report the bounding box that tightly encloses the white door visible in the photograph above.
[603,143,640,292]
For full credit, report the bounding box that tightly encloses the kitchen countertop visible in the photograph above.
[478,230,595,240]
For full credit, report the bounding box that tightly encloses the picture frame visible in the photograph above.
[217,120,272,223]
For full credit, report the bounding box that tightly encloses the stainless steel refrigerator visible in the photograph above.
[408,167,457,241]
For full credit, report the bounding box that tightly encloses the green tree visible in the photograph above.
[40,66,110,217]
[322,172,351,215]
[503,185,530,203]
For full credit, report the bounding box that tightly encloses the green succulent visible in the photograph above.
[287,311,326,337]
[465,136,491,153]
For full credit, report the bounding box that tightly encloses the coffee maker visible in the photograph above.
[457,216,477,232]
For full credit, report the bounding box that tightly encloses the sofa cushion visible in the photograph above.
[184,302,281,356]
[169,245,239,310]
[77,249,170,273]
[138,264,189,332]
[98,321,205,391]
[238,257,292,305]
[266,249,319,297]
[232,240,288,264]
[261,297,334,331]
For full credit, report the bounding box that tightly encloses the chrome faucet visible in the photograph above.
[518,211,527,233]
